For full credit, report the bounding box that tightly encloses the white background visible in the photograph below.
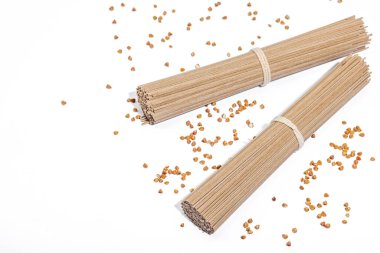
[0,0,379,252]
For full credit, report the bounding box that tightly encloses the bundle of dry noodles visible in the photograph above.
[182,55,371,234]
[137,16,369,125]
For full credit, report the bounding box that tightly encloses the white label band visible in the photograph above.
[251,48,271,87]
[273,116,304,149]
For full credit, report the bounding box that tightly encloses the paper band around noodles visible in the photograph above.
[273,116,304,149]
[251,48,271,87]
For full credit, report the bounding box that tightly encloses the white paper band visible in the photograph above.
[273,116,304,149]
[251,48,271,87]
